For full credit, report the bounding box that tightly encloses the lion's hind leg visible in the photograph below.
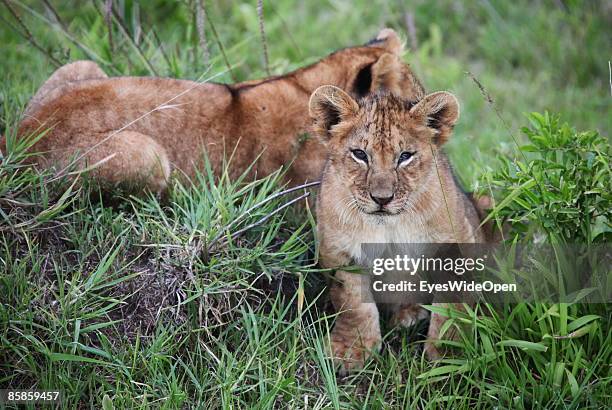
[65,131,171,195]
[25,61,108,116]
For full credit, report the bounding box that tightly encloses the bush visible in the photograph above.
[421,113,612,408]
[486,112,611,243]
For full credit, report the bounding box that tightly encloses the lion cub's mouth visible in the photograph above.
[369,209,394,216]
[354,197,402,216]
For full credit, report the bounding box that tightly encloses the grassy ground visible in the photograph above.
[0,1,610,408]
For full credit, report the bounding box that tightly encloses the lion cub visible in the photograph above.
[309,86,484,374]
[5,29,425,193]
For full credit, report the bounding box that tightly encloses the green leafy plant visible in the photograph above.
[419,114,612,408]
[486,112,611,243]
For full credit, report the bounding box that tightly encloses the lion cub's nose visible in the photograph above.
[370,193,394,206]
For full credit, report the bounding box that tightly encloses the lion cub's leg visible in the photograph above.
[424,303,464,360]
[69,131,171,194]
[390,304,429,328]
[25,61,108,116]
[329,270,381,375]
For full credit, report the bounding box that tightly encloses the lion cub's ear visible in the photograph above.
[372,28,403,55]
[409,91,460,145]
[371,53,403,95]
[309,85,359,140]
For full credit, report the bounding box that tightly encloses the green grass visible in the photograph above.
[1,1,610,408]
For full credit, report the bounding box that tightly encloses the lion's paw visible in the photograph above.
[391,305,429,328]
[330,332,380,376]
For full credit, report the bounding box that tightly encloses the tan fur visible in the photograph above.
[4,29,426,192]
[310,86,485,374]
[24,61,109,118]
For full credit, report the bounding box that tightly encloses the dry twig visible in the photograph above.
[257,0,271,75]
[18,1,112,66]
[42,0,68,32]
[151,28,173,72]
[195,0,211,67]
[204,9,236,82]
[1,0,62,67]
[107,0,158,75]
[403,12,418,51]
[104,0,114,53]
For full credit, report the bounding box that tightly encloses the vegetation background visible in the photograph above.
[0,0,610,408]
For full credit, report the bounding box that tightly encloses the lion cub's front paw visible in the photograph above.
[423,340,442,360]
[330,331,381,376]
[391,305,429,328]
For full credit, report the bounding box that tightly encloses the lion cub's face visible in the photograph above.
[309,86,459,216]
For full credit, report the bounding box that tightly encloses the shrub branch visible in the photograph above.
[257,0,271,75]
[1,0,62,67]
[195,0,211,68]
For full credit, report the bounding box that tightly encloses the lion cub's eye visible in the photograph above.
[398,151,415,166]
[351,149,368,164]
